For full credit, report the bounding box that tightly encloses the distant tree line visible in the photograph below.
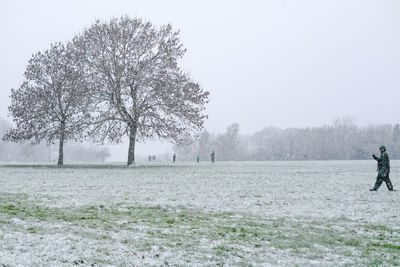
[0,118,110,162]
[3,16,208,165]
[174,118,400,161]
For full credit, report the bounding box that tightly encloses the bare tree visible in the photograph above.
[77,17,209,165]
[3,42,91,165]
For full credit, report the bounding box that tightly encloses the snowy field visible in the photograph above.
[1,161,399,266]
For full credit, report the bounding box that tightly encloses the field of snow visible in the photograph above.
[1,161,399,266]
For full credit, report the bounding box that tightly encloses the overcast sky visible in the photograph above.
[1,0,399,161]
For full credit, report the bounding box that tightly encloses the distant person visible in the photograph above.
[196,155,200,163]
[148,155,152,162]
[211,151,215,163]
[370,145,394,191]
[173,153,176,163]
[152,155,156,161]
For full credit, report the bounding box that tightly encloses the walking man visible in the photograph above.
[370,145,394,191]
[211,151,215,163]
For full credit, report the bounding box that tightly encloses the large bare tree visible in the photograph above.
[3,42,91,165]
[77,17,209,165]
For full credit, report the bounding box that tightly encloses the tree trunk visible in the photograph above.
[127,125,137,165]
[57,123,65,166]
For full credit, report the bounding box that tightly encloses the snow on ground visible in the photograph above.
[0,161,399,266]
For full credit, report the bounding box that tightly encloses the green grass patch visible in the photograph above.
[369,242,400,250]
[345,238,361,247]
[1,192,400,266]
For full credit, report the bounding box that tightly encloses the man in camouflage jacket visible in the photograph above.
[370,145,394,191]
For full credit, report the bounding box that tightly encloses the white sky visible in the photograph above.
[0,0,399,161]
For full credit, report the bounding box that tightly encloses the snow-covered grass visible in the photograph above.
[0,161,399,266]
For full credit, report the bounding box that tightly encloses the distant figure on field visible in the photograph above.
[196,155,200,163]
[370,145,394,191]
[173,153,176,163]
[148,155,152,162]
[211,151,215,163]
[152,155,156,161]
